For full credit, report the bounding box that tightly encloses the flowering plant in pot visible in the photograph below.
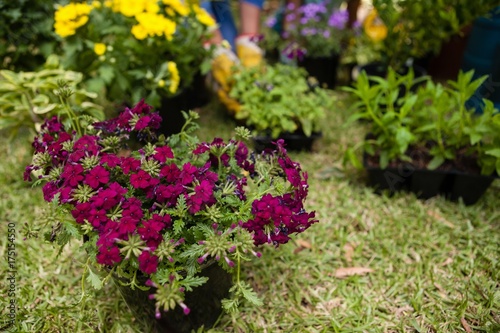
[279,1,352,87]
[54,0,215,108]
[344,68,500,204]
[228,63,329,151]
[24,93,318,331]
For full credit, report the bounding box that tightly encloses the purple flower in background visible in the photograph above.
[328,9,348,29]
[323,29,330,38]
[286,2,295,10]
[265,16,277,28]
[285,13,296,22]
[300,3,327,20]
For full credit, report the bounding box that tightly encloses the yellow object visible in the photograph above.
[235,35,263,68]
[54,3,93,37]
[167,61,180,94]
[211,47,239,91]
[131,12,176,40]
[363,9,388,42]
[94,43,107,56]
[217,89,240,115]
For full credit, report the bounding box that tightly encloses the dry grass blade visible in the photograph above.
[334,267,374,278]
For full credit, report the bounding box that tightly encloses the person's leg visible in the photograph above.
[201,0,238,49]
[239,0,264,36]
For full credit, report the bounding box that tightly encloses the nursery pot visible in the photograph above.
[252,131,322,153]
[114,262,232,333]
[298,54,340,89]
[185,71,211,110]
[157,90,191,137]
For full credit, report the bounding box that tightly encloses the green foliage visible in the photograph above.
[0,56,104,138]
[343,67,425,169]
[230,64,329,138]
[0,0,60,71]
[344,68,500,175]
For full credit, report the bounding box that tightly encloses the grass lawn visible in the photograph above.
[1,93,499,333]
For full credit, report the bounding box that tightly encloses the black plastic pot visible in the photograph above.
[185,71,211,110]
[157,91,190,137]
[114,263,232,333]
[364,156,497,205]
[448,172,496,205]
[298,54,340,89]
[410,169,448,199]
[365,165,412,194]
[252,131,322,153]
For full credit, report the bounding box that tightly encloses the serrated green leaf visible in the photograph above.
[86,267,103,290]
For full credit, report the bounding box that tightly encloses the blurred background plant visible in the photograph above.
[353,0,499,71]
[0,0,61,71]
[0,55,104,139]
[54,0,216,108]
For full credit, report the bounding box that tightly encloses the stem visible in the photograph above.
[59,94,81,136]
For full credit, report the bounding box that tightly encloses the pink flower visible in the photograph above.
[85,166,110,189]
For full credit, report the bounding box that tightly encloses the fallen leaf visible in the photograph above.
[427,209,455,228]
[441,257,453,266]
[294,239,312,254]
[460,317,472,333]
[343,243,355,263]
[334,267,374,278]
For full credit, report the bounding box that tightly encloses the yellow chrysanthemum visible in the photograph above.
[131,24,148,40]
[363,9,387,42]
[110,0,159,17]
[132,12,176,40]
[167,61,180,94]
[94,43,107,56]
[54,3,93,37]
[192,6,215,27]
[162,0,189,16]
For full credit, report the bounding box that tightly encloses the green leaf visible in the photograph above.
[485,148,500,158]
[86,267,103,290]
[98,65,115,84]
[427,156,445,170]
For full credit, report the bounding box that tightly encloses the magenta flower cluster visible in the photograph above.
[26,100,317,280]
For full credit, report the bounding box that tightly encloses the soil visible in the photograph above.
[365,143,483,175]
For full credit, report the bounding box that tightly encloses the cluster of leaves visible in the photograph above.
[344,69,500,175]
[24,99,317,317]
[0,0,60,71]
[362,0,499,70]
[229,63,329,139]
[0,55,104,138]
[56,0,214,107]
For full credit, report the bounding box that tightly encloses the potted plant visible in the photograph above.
[228,63,329,151]
[53,0,215,133]
[24,90,318,332]
[355,0,499,80]
[279,1,351,88]
[344,68,500,205]
[0,55,104,138]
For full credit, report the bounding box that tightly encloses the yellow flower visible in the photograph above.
[162,0,189,16]
[54,3,93,37]
[94,43,107,56]
[192,6,215,27]
[131,24,148,40]
[363,9,387,42]
[158,79,166,87]
[132,12,176,40]
[92,1,102,8]
[167,61,180,94]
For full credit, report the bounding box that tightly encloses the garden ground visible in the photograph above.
[0,93,499,332]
